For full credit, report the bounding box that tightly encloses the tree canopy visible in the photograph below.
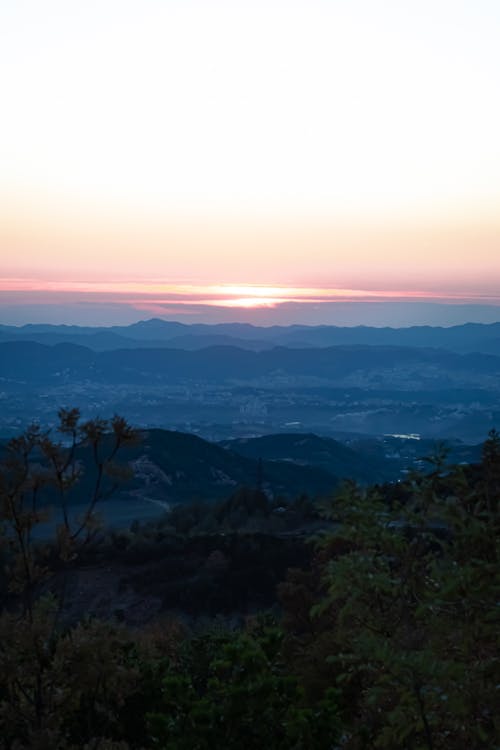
[0,418,498,748]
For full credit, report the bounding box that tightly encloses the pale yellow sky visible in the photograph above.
[1,1,500,320]
[2,203,499,296]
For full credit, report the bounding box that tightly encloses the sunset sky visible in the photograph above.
[1,0,499,326]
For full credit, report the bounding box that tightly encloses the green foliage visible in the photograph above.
[283,439,500,749]
[165,487,320,536]
[1,416,499,749]
[0,597,145,749]
[0,411,141,748]
[148,620,341,750]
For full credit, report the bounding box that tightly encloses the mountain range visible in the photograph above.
[1,319,499,444]
[1,318,499,354]
[1,340,499,387]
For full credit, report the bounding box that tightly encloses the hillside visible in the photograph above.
[2,340,500,386]
[220,432,385,483]
[125,428,340,504]
[18,428,342,533]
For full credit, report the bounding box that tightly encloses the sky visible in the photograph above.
[1,0,499,326]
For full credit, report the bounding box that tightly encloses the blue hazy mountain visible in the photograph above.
[1,331,499,444]
[1,319,499,354]
[1,340,500,385]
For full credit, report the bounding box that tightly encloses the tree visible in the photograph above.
[148,618,341,750]
[0,409,140,748]
[281,447,500,749]
[0,409,138,614]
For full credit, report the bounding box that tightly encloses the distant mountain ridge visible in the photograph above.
[1,320,499,444]
[1,318,499,354]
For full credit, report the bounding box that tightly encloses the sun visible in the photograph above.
[214,296,283,308]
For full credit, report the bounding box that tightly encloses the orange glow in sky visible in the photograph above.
[2,279,499,307]
[1,1,500,325]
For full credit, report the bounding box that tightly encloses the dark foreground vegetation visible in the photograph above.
[0,410,498,748]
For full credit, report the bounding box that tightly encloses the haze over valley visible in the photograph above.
[1,319,499,448]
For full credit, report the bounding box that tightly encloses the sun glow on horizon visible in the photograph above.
[1,1,500,326]
[2,279,500,312]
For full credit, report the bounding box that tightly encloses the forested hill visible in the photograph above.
[220,432,384,484]
[1,415,498,748]
[0,427,344,510]
[1,339,500,385]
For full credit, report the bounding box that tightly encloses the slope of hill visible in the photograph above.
[220,432,385,483]
[2,340,500,386]
[13,428,339,517]
[126,428,340,503]
[0,426,485,536]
